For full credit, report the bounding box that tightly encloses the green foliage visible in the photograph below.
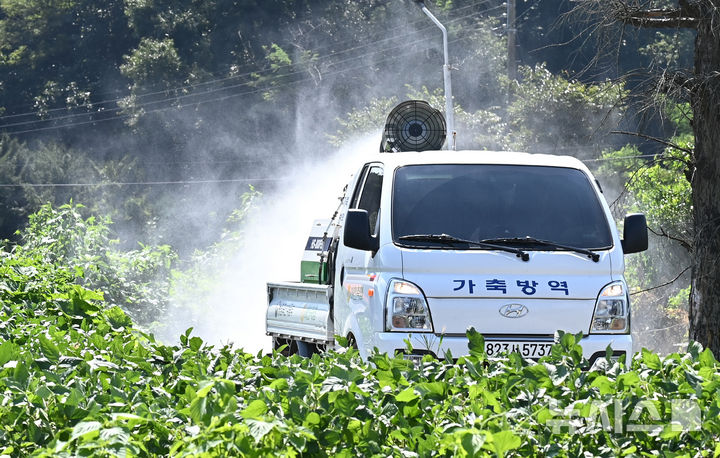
[14,203,176,327]
[595,104,693,352]
[1,205,718,456]
[631,149,692,239]
[0,135,155,241]
[508,64,628,156]
[600,143,692,241]
[597,102,693,253]
[0,0,130,115]
[120,38,184,89]
[327,96,399,146]
[331,86,511,150]
[667,286,691,317]
[639,30,695,69]
[2,230,720,457]
[331,66,626,153]
[251,43,295,102]
[119,37,188,124]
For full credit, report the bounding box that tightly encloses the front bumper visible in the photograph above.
[373,332,632,367]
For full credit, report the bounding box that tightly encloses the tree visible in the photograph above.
[0,0,131,124]
[594,106,693,353]
[575,1,720,355]
[507,64,628,158]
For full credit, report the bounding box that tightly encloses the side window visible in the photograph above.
[354,166,384,235]
[349,166,370,208]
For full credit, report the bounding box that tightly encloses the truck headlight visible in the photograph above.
[386,279,433,332]
[590,282,629,334]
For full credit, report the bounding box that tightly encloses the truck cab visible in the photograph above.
[267,149,648,364]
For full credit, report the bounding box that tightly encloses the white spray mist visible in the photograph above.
[164,134,375,353]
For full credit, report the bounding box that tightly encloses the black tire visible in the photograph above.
[347,334,358,350]
[296,340,315,357]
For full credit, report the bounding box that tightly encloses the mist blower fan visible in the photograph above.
[380,100,446,152]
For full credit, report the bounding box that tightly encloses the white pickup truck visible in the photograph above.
[266,149,648,365]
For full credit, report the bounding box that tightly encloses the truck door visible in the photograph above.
[335,163,384,349]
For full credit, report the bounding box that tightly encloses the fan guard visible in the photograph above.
[380,100,446,152]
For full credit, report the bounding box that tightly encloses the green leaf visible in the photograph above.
[617,372,641,389]
[0,341,19,366]
[335,335,349,348]
[461,431,485,455]
[99,426,130,445]
[304,411,321,427]
[269,378,289,391]
[688,341,703,359]
[333,391,358,416]
[38,334,60,363]
[699,348,717,368]
[622,446,637,456]
[87,358,119,372]
[484,430,522,458]
[242,399,268,419]
[467,327,485,358]
[106,306,132,330]
[35,385,52,400]
[188,396,207,424]
[246,419,276,443]
[523,364,550,385]
[111,413,147,423]
[189,336,203,352]
[396,387,419,403]
[288,431,308,451]
[64,388,84,408]
[590,375,614,395]
[660,424,682,440]
[71,421,102,442]
[415,381,448,399]
[546,363,569,386]
[642,348,661,370]
[319,429,341,446]
[195,380,215,398]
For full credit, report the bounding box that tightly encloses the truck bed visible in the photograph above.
[266,282,334,344]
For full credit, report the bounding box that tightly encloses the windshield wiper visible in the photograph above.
[479,237,600,262]
[398,234,529,261]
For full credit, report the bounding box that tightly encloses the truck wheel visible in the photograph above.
[296,340,317,357]
[347,334,358,350]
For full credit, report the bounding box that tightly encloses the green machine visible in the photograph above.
[300,219,339,284]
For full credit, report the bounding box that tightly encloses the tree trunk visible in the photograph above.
[689,5,720,356]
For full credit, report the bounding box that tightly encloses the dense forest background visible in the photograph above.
[0,0,694,353]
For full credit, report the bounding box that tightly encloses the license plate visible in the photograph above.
[484,341,553,358]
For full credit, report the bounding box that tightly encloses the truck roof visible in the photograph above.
[367,150,592,173]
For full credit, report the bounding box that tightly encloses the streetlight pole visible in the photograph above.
[413,0,456,150]
[507,0,517,82]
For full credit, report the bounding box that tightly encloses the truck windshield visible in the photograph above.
[392,164,613,250]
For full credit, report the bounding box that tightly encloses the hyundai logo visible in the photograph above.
[499,303,529,318]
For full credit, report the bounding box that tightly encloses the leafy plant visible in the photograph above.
[507,64,628,156]
[13,203,176,327]
[2,203,718,457]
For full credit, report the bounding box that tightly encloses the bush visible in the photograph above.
[1,204,718,456]
[14,203,175,327]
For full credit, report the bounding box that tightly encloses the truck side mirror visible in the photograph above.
[621,213,648,254]
[344,209,379,252]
